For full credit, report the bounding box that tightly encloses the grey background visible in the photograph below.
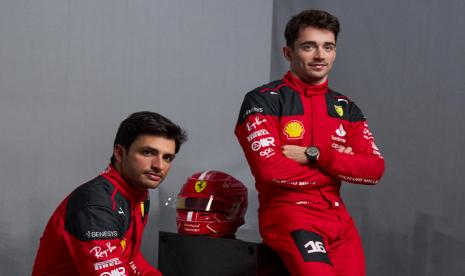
[0,0,272,275]
[0,0,464,275]
[271,0,465,275]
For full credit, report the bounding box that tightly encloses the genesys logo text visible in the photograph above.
[86,230,118,239]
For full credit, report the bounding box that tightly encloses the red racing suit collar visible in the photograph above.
[101,164,148,203]
[283,71,329,97]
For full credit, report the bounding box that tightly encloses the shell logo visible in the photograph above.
[284,120,305,139]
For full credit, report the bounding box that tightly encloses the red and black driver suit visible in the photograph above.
[32,165,162,276]
[235,71,385,276]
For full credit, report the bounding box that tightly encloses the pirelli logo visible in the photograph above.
[94,258,122,271]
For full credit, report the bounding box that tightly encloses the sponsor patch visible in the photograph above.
[284,120,305,139]
[331,143,340,149]
[140,201,145,220]
[370,141,382,157]
[117,207,125,216]
[331,135,346,143]
[259,148,275,158]
[120,239,127,253]
[246,129,270,142]
[86,230,118,239]
[100,267,126,276]
[94,258,122,271]
[195,181,207,193]
[129,261,138,275]
[246,116,267,132]
[242,107,264,119]
[362,122,373,140]
[90,242,117,259]
[291,230,332,265]
[370,141,379,151]
[272,179,315,186]
[251,137,275,151]
[334,105,344,117]
[335,124,346,137]
[338,174,379,184]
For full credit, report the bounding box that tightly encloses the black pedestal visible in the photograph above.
[158,231,289,276]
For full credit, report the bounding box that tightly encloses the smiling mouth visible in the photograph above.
[309,63,326,68]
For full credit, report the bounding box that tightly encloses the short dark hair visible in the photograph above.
[285,10,340,47]
[110,111,187,165]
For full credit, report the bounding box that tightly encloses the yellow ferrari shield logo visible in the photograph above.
[140,202,145,220]
[120,239,127,252]
[334,105,344,117]
[195,181,207,192]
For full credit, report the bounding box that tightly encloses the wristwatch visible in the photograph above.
[305,146,320,163]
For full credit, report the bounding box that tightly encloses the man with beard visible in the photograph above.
[33,111,187,275]
[235,10,384,275]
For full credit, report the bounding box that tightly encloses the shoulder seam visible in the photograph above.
[259,83,287,93]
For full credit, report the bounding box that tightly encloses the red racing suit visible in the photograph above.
[235,71,384,275]
[32,165,162,276]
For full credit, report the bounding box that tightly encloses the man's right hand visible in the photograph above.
[335,145,354,155]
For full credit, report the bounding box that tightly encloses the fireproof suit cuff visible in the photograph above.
[315,144,334,171]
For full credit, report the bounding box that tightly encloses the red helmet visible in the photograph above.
[176,170,248,237]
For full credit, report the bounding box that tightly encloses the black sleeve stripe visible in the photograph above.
[65,205,121,241]
[64,176,131,241]
[237,91,278,124]
[348,103,365,122]
[237,82,304,124]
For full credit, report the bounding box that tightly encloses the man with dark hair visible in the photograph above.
[33,111,187,276]
[235,10,384,275]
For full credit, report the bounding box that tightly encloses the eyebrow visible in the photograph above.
[299,41,336,47]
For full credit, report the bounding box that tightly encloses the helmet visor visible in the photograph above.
[176,195,231,212]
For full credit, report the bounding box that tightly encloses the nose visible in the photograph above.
[151,155,164,172]
[313,47,324,60]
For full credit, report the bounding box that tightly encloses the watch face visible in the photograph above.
[308,147,318,156]
[306,147,320,162]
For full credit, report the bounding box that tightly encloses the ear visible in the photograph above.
[283,46,293,62]
[113,144,126,163]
